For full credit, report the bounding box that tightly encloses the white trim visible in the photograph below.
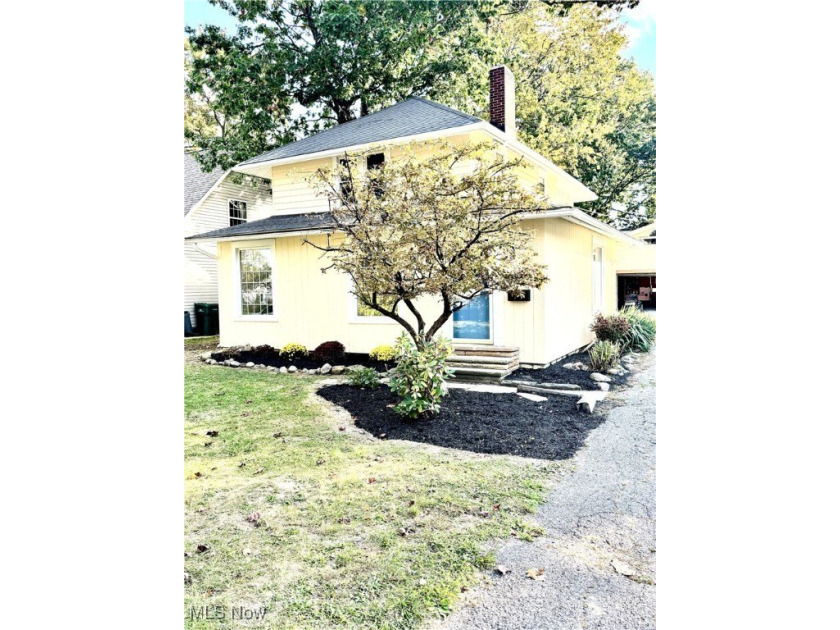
[184,169,231,219]
[524,208,640,245]
[232,240,279,322]
[228,198,248,226]
[591,238,605,315]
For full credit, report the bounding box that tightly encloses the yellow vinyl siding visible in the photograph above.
[615,241,656,274]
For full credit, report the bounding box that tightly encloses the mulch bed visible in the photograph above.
[506,350,632,390]
[318,384,605,461]
[210,347,392,372]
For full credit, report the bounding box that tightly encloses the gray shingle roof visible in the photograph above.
[239,97,482,167]
[184,152,226,216]
[186,212,333,240]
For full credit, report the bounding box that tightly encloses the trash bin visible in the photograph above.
[184,311,194,336]
[194,303,220,336]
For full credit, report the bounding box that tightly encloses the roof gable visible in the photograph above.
[239,97,482,167]
[184,153,226,216]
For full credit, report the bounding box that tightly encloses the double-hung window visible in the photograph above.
[238,247,274,316]
[229,200,247,226]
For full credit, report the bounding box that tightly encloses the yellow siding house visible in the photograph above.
[187,66,644,371]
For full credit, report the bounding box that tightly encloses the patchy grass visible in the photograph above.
[185,335,220,351]
[185,364,560,629]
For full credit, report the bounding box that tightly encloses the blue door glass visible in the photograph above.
[453,293,491,340]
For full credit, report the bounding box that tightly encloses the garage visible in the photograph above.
[618,273,657,310]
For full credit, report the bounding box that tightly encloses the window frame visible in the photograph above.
[232,240,278,322]
[229,199,247,226]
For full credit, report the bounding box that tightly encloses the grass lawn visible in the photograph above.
[185,362,562,629]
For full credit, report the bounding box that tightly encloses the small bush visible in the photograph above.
[311,340,346,363]
[279,343,308,361]
[348,366,380,389]
[589,340,621,371]
[369,344,396,363]
[390,334,453,419]
[591,313,630,345]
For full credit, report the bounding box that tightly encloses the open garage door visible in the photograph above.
[618,273,656,311]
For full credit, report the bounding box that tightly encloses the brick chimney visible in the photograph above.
[489,65,515,137]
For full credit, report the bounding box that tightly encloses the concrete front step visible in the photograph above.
[446,354,519,365]
[453,344,519,354]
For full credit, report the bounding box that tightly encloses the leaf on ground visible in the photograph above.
[246,400,253,404]
[492,504,501,511]
[206,430,218,437]
[272,432,283,438]
[526,568,546,581]
[197,544,210,554]
[194,472,202,478]
[495,565,511,575]
[316,459,326,465]
[368,477,376,484]
[408,500,415,507]
[242,412,251,417]
[246,512,261,524]
[253,468,265,475]
[460,585,468,592]
[478,510,490,518]
[238,462,246,468]
[338,426,346,431]
[204,442,213,447]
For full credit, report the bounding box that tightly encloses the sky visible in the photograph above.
[184,0,656,76]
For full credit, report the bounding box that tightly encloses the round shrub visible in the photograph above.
[279,343,308,361]
[348,366,380,389]
[369,344,397,363]
[311,340,346,363]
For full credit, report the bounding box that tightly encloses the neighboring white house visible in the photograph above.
[183,153,272,329]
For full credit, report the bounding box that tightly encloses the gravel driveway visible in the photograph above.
[436,348,656,630]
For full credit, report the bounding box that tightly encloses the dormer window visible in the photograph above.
[229,200,247,226]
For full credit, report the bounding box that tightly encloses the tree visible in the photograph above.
[437,2,656,229]
[185,0,496,170]
[305,141,549,344]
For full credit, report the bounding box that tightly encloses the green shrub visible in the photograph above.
[348,366,380,389]
[591,313,630,344]
[621,307,656,352]
[369,344,397,362]
[279,343,308,361]
[589,340,621,371]
[390,334,453,419]
[311,340,346,363]
[590,309,656,353]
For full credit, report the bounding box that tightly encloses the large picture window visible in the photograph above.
[239,248,273,316]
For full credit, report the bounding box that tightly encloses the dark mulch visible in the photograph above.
[506,350,631,391]
[318,384,605,461]
[210,347,391,372]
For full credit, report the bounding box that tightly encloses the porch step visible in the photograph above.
[446,345,520,382]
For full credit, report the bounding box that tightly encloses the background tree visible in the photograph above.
[437,2,656,228]
[185,0,496,169]
[305,141,549,344]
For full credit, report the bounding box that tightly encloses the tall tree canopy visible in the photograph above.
[185,1,654,227]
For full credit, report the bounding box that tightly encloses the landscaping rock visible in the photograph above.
[229,360,241,368]
[205,359,213,364]
[331,366,346,375]
[209,359,217,365]
[246,362,255,368]
[517,392,548,402]
[200,351,212,360]
[611,558,636,577]
[320,363,332,374]
[279,366,288,374]
[288,366,297,373]
[596,383,610,392]
[589,372,612,383]
[607,368,622,375]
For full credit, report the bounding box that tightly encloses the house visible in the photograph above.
[183,152,272,331]
[186,66,643,374]
[616,221,656,310]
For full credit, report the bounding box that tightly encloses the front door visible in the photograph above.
[453,292,492,342]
